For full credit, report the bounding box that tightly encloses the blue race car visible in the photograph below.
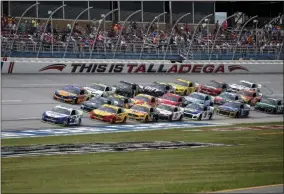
[42,105,83,126]
[215,102,250,118]
[81,96,113,112]
[183,103,214,120]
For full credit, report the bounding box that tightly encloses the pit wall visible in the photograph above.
[1,58,283,74]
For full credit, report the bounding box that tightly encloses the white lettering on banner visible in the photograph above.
[1,58,283,74]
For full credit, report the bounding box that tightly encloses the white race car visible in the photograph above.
[42,105,83,126]
[156,104,184,121]
[183,103,214,120]
[83,83,113,97]
[229,80,261,93]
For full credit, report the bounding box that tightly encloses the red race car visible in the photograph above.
[199,80,231,96]
[237,90,262,106]
[158,93,186,107]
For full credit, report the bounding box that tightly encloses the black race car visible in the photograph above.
[80,96,112,112]
[141,82,175,97]
[112,81,142,98]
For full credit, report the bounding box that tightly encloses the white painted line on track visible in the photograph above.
[2,100,22,102]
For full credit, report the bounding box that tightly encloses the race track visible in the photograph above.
[1,74,283,130]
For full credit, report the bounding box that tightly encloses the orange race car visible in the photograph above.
[237,90,262,106]
[53,85,91,104]
[131,94,158,107]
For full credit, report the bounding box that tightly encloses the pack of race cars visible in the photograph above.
[42,79,283,126]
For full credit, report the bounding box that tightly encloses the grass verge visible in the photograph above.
[1,122,284,193]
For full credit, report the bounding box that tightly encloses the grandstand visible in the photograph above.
[1,1,283,60]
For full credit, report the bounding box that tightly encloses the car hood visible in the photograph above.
[45,111,69,118]
[256,102,276,108]
[219,105,238,111]
[159,98,177,105]
[92,110,115,116]
[169,83,186,89]
[202,85,219,90]
[126,109,147,116]
[84,87,104,95]
[184,108,201,114]
[185,96,204,104]
[83,101,100,108]
[57,90,77,97]
[229,84,249,90]
[156,108,172,115]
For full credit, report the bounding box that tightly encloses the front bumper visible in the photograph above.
[183,112,199,120]
[42,116,66,124]
[90,114,112,122]
[216,109,237,117]
[127,113,145,121]
[53,94,74,103]
[158,114,171,120]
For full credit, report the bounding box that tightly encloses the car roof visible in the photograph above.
[133,103,152,108]
[210,80,225,84]
[103,104,120,110]
[163,93,181,98]
[62,85,82,91]
[136,94,153,98]
[240,80,254,84]
[158,103,177,108]
[192,92,207,97]
[91,83,109,87]
[54,105,73,111]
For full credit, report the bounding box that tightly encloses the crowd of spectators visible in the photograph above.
[1,13,284,55]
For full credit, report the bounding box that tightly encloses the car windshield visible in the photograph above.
[219,92,235,100]
[51,107,70,115]
[157,104,174,112]
[90,84,105,91]
[174,80,188,87]
[161,95,179,102]
[62,86,80,95]
[189,93,205,100]
[116,82,129,89]
[223,102,241,108]
[239,81,252,88]
[98,106,117,113]
[208,81,223,88]
[185,103,203,111]
[108,96,124,105]
[89,97,109,104]
[261,98,277,105]
[131,105,149,113]
[134,95,150,102]
[150,83,166,90]
[239,91,254,97]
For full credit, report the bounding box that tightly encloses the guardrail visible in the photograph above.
[1,58,283,74]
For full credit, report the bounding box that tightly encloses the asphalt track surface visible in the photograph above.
[215,184,284,193]
[1,74,283,130]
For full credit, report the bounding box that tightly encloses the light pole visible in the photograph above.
[185,13,213,59]
[89,8,119,59]
[209,13,237,60]
[36,4,66,58]
[253,19,258,55]
[232,15,258,60]
[112,10,141,59]
[63,6,93,58]
[5,2,39,57]
[163,12,191,60]
[139,12,167,59]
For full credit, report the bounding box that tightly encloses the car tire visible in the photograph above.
[183,90,188,96]
[208,113,213,120]
[179,115,183,121]
[197,114,202,121]
[110,117,116,124]
[144,116,149,123]
[273,108,277,114]
[123,117,127,123]
[63,119,69,127]
[73,98,78,104]
[77,118,82,126]
[168,115,173,121]
[235,112,240,118]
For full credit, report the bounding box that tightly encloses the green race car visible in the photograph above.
[254,98,283,114]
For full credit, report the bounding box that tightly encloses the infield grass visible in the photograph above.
[2,122,284,193]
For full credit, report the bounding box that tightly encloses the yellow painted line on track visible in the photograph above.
[210,184,284,193]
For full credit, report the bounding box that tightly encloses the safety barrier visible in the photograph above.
[1,58,283,74]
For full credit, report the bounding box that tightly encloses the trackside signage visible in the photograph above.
[1,58,283,74]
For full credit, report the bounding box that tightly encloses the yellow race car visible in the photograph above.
[168,79,199,96]
[90,104,128,124]
[124,104,159,123]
